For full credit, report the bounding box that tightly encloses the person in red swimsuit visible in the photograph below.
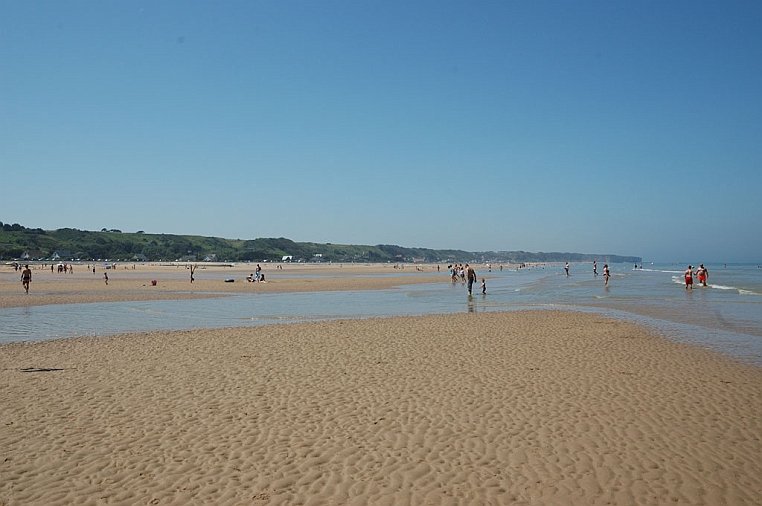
[696,264,709,287]
[684,265,694,290]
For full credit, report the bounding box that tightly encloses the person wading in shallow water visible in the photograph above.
[696,264,709,287]
[684,265,694,290]
[465,264,477,295]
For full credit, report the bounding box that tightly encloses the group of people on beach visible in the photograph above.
[8,260,714,296]
[246,264,265,283]
[684,264,709,289]
[448,263,485,296]
[55,263,74,273]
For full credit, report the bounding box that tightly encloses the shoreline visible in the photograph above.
[3,262,761,370]
[2,310,760,505]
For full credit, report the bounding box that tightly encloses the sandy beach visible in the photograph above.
[0,263,450,308]
[2,310,761,505]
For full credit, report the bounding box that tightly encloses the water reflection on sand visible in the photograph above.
[1,264,761,367]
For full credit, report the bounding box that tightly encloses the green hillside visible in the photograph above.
[0,221,641,265]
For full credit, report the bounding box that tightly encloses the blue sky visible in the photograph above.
[1,1,760,263]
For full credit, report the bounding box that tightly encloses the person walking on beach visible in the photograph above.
[696,264,709,287]
[104,272,109,285]
[190,264,197,283]
[465,264,477,295]
[21,265,32,294]
[603,264,610,286]
[684,266,694,290]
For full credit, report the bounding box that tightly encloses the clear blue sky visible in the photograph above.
[2,1,760,263]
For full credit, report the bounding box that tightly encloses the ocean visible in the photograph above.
[2,262,761,366]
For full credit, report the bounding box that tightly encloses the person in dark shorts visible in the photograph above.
[465,264,477,295]
[21,265,32,294]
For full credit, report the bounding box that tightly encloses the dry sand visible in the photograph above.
[0,263,448,308]
[2,310,761,505]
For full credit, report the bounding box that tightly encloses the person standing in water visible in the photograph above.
[465,264,477,295]
[684,265,694,290]
[696,264,709,287]
[593,261,598,276]
[603,264,610,286]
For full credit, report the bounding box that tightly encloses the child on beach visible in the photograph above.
[104,272,109,285]
[481,279,486,294]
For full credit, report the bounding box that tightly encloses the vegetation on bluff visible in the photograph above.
[0,221,641,265]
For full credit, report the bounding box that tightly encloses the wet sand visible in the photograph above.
[1,310,761,505]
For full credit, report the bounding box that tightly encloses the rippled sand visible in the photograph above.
[2,311,760,505]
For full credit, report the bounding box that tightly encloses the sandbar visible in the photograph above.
[1,310,760,505]
[0,263,453,308]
